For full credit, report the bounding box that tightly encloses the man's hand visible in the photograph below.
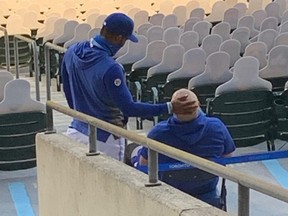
[171,94,199,115]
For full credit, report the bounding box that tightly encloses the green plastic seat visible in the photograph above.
[0,111,47,171]
[191,84,220,113]
[207,90,275,150]
[274,89,288,141]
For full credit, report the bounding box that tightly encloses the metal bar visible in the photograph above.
[0,26,10,71]
[44,45,51,101]
[13,35,41,101]
[87,124,100,156]
[46,100,288,204]
[31,41,40,101]
[238,184,250,216]
[45,104,55,134]
[43,42,67,101]
[146,148,161,186]
[13,37,19,78]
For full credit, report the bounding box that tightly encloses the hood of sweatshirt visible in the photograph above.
[70,41,107,70]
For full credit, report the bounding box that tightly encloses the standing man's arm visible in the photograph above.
[61,56,74,109]
[221,124,236,157]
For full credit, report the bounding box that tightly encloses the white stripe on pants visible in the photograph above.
[65,128,125,161]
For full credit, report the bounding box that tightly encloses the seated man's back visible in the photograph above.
[135,89,236,207]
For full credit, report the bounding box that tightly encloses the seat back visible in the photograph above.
[252,9,267,31]
[278,20,288,33]
[211,21,231,41]
[183,17,201,32]
[207,90,275,149]
[231,26,250,54]
[163,27,182,45]
[0,79,47,170]
[64,23,91,48]
[244,42,268,70]
[219,39,241,68]
[265,2,281,24]
[173,5,187,26]
[192,20,212,45]
[257,29,278,53]
[0,71,13,102]
[274,32,288,46]
[190,8,205,20]
[205,1,228,22]
[201,34,222,57]
[147,44,185,78]
[116,35,148,71]
[179,30,199,51]
[137,23,153,37]
[260,16,278,32]
[44,18,68,42]
[188,51,232,88]
[149,13,165,26]
[134,10,149,30]
[223,7,240,30]
[132,40,167,71]
[259,45,288,80]
[87,27,101,40]
[167,48,206,81]
[53,20,79,45]
[161,14,178,30]
[147,25,164,43]
[238,15,259,38]
[0,79,46,114]
[216,56,272,95]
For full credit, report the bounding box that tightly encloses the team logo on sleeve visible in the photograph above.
[114,78,121,87]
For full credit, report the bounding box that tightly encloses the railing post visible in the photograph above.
[145,148,161,187]
[0,27,10,71]
[238,183,250,216]
[45,103,56,134]
[13,37,19,79]
[31,41,40,101]
[86,124,100,156]
[44,45,52,101]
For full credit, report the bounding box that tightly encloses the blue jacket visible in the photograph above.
[139,111,235,194]
[61,39,168,142]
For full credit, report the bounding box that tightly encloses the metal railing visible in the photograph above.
[0,26,10,71]
[46,100,288,216]
[13,35,40,101]
[44,42,67,101]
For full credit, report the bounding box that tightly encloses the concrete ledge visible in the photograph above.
[36,133,230,216]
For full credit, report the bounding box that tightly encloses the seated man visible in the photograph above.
[130,88,236,208]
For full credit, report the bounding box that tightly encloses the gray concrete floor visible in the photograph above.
[0,70,288,216]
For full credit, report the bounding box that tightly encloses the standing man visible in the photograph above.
[61,13,195,161]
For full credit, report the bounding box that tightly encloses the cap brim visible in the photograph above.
[128,34,138,43]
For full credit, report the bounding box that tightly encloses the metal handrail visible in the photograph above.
[0,26,10,71]
[46,100,288,216]
[44,42,67,101]
[13,35,40,101]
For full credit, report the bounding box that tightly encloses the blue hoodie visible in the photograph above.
[61,37,169,142]
[139,111,235,194]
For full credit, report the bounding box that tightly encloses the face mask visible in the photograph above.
[92,35,123,56]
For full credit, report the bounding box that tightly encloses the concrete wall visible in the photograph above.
[36,133,230,216]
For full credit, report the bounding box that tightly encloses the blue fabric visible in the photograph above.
[139,111,235,194]
[61,38,168,142]
[93,35,122,56]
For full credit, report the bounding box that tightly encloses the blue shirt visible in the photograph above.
[139,111,235,194]
[61,39,168,142]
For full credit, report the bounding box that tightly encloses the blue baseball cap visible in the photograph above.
[103,13,138,43]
